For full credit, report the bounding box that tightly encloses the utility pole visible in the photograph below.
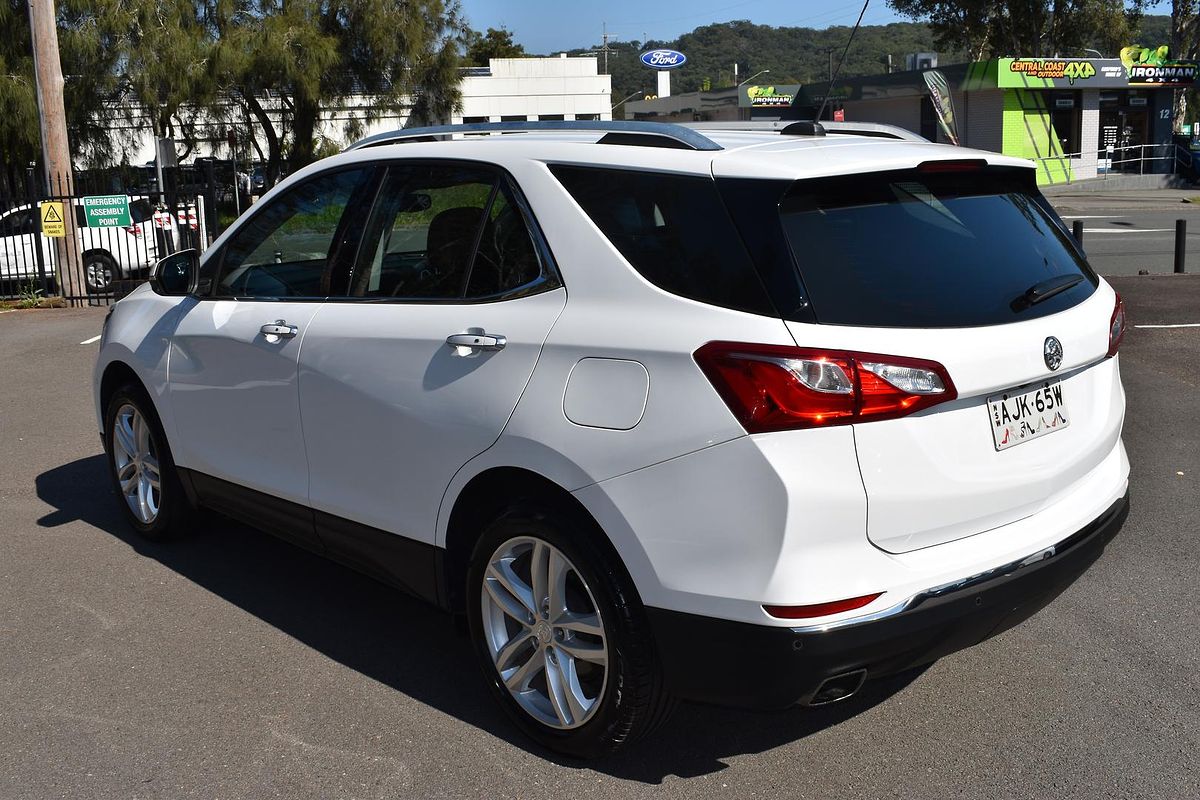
[593,23,615,75]
[27,0,79,299]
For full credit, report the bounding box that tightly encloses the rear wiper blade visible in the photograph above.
[1011,274,1085,312]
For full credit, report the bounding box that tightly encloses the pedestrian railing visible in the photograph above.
[1033,143,1187,184]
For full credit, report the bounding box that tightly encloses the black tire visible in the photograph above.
[103,383,192,540]
[84,252,118,293]
[466,502,674,758]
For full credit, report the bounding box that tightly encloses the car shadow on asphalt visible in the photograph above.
[37,454,927,783]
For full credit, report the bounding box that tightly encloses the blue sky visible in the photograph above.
[457,0,1174,55]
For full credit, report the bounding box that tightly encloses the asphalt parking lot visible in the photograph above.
[1049,188,1200,276]
[1,276,1198,799]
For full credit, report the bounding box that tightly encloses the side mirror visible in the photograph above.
[149,249,198,296]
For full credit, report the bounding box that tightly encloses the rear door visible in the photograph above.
[770,165,1123,552]
[298,162,565,571]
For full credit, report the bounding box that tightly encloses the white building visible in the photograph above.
[118,56,612,166]
[453,55,612,123]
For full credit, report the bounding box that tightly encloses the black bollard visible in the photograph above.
[1175,219,1187,274]
[1072,219,1084,248]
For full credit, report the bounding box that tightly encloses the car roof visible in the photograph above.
[330,121,1033,182]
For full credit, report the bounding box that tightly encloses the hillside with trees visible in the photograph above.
[558,15,1176,105]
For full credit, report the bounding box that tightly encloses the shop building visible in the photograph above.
[821,51,1196,184]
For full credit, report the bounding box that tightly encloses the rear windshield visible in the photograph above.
[776,167,1097,327]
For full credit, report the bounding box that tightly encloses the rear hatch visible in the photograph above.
[721,161,1125,553]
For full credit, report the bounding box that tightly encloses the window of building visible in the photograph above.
[1049,91,1082,156]
[537,114,565,121]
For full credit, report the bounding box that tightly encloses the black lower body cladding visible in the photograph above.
[647,493,1129,709]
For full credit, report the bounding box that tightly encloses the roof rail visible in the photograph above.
[684,120,928,143]
[345,121,724,152]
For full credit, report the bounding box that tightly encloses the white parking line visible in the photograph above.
[79,335,101,345]
[1058,215,1123,219]
[1082,228,1173,234]
[1134,323,1200,329]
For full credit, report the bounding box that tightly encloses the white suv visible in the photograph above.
[93,121,1129,758]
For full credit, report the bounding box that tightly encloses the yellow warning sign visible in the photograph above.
[40,201,66,237]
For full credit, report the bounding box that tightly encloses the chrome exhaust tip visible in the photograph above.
[808,669,868,706]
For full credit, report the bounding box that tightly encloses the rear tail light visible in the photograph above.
[1107,292,1126,357]
[763,592,883,620]
[694,342,957,433]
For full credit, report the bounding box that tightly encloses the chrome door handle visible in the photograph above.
[260,320,298,337]
[446,332,506,351]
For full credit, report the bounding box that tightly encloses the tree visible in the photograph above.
[466,27,525,65]
[110,0,214,149]
[888,0,1145,60]
[1169,2,1200,131]
[0,2,39,194]
[211,0,468,182]
[0,0,131,192]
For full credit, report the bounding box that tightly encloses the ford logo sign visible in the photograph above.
[641,49,687,70]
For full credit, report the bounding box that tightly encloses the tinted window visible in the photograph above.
[465,183,544,298]
[130,199,154,223]
[0,209,36,237]
[349,164,494,299]
[216,168,370,298]
[550,166,774,316]
[777,167,1097,327]
[347,164,551,301]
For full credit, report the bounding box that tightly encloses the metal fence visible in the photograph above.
[1033,142,1192,184]
[0,172,214,306]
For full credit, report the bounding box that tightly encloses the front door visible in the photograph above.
[297,163,565,578]
[168,165,377,547]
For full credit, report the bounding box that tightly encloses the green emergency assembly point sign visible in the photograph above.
[82,195,131,228]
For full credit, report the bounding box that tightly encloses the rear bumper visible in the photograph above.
[646,492,1129,710]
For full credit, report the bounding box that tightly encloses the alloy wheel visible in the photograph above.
[111,403,161,524]
[480,535,608,729]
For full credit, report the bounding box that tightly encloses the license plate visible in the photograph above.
[988,380,1070,451]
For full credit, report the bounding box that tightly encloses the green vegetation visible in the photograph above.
[889,1,1147,62]
[466,28,526,66]
[16,281,42,309]
[573,14,1179,110]
[0,0,469,194]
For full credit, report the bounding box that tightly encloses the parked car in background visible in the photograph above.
[94,121,1129,758]
[0,197,158,292]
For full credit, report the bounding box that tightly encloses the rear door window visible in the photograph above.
[777,166,1097,327]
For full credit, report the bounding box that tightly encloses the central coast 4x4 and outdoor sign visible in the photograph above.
[81,195,131,228]
[997,46,1199,89]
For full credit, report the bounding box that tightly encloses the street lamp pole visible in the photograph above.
[611,90,645,118]
[736,70,770,121]
[737,69,771,88]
